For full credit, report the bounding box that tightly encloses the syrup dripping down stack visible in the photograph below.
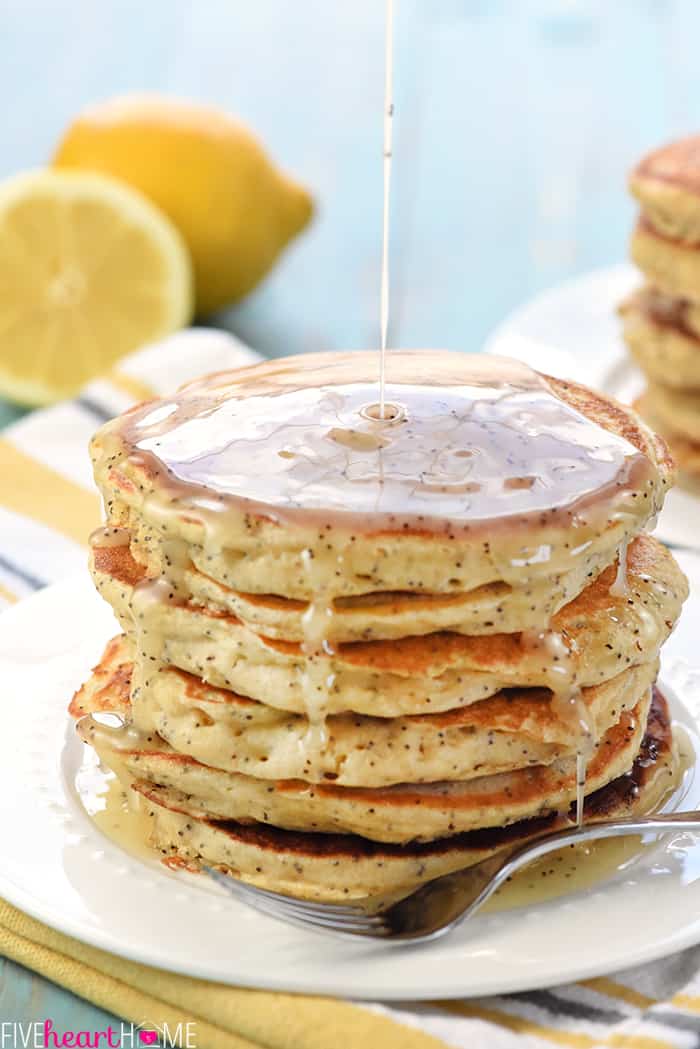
[71,350,688,902]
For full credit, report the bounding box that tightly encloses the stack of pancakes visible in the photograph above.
[70,350,687,902]
[623,136,700,483]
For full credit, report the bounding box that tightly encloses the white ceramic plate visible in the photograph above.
[483,263,700,552]
[3,571,700,999]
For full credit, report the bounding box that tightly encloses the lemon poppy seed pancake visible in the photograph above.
[73,348,686,901]
[92,528,615,643]
[635,392,700,481]
[90,351,671,611]
[74,633,659,789]
[89,533,685,719]
[630,135,700,245]
[642,382,700,445]
[630,219,700,305]
[620,287,700,390]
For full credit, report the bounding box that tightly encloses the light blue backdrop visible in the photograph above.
[2,0,700,1027]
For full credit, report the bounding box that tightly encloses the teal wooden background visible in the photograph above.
[3,0,700,1029]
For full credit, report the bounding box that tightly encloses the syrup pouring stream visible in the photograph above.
[379,0,394,421]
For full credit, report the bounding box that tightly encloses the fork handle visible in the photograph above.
[504,810,700,861]
[384,811,700,942]
[475,811,700,916]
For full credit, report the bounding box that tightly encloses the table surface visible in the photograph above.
[4,0,700,1028]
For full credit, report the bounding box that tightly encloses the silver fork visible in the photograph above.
[204,810,700,943]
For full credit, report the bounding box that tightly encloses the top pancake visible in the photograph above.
[631,136,700,244]
[90,350,672,602]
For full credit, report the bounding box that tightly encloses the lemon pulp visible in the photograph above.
[0,169,192,405]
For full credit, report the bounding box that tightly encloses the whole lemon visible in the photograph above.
[0,169,192,405]
[53,94,313,315]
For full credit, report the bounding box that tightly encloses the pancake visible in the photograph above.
[96,526,616,642]
[73,642,657,843]
[634,392,700,482]
[73,632,659,787]
[135,660,657,787]
[631,219,700,305]
[69,635,132,719]
[125,688,673,900]
[620,286,700,390]
[89,533,686,718]
[630,136,700,244]
[90,352,672,605]
[643,382,700,444]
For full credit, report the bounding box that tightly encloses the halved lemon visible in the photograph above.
[0,169,193,405]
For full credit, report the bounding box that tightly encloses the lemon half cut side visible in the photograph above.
[0,169,193,406]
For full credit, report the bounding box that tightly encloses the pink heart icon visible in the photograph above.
[139,1033,158,1045]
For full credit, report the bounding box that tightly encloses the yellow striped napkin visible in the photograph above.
[2,328,700,1048]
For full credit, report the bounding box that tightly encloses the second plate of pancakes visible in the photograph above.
[483,262,700,553]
